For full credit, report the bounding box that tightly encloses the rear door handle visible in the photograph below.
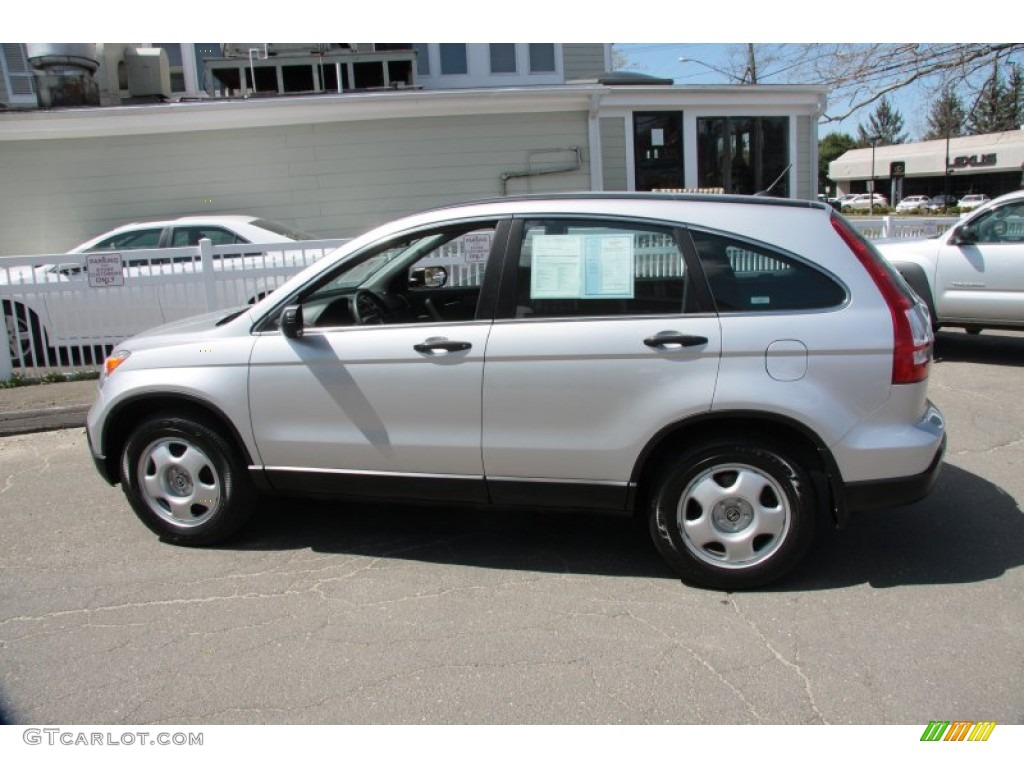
[414,337,472,354]
[643,333,709,349]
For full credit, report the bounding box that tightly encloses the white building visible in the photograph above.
[0,43,828,255]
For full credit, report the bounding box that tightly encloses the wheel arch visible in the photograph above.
[890,260,939,328]
[629,411,845,527]
[99,394,255,485]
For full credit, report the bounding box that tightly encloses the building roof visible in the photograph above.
[0,83,830,142]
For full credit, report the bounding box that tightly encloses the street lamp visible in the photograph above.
[678,57,745,84]
[868,135,881,214]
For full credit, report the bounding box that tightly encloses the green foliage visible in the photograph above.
[923,85,966,140]
[819,132,856,191]
[856,96,908,146]
[967,61,1023,135]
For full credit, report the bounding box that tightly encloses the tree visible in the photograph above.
[966,61,1024,135]
[787,43,1024,124]
[923,85,966,140]
[818,132,856,192]
[856,96,908,146]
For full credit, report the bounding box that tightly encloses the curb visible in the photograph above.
[0,405,90,437]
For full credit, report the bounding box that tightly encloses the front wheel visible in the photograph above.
[649,439,817,590]
[120,414,257,545]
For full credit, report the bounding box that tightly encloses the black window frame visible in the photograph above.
[494,216,710,321]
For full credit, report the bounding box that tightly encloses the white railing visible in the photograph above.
[848,216,958,241]
[1,237,348,379]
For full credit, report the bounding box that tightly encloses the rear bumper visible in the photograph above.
[841,432,946,515]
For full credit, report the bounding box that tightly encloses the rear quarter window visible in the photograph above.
[691,229,846,312]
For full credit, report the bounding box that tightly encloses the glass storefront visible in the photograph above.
[697,116,789,196]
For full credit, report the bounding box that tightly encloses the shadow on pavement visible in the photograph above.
[933,329,1024,367]
[222,462,1023,592]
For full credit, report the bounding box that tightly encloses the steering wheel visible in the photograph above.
[350,289,389,325]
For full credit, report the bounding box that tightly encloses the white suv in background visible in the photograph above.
[87,194,946,590]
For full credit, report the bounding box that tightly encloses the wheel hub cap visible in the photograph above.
[712,498,754,532]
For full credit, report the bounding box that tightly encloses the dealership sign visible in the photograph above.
[949,153,997,169]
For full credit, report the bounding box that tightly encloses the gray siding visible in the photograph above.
[562,44,607,82]
[600,117,628,191]
[0,110,591,255]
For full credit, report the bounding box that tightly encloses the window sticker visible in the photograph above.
[531,233,636,300]
[531,235,583,298]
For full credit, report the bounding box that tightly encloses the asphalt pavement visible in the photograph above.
[1,329,1023,726]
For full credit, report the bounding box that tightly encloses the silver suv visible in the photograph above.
[87,195,946,589]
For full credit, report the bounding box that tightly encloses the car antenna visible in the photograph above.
[754,164,793,197]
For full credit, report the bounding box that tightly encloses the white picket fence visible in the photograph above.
[1,237,348,379]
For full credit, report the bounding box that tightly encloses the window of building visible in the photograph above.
[439,44,468,75]
[528,44,556,73]
[489,44,517,74]
[690,229,846,313]
[697,116,790,196]
[1,43,36,103]
[514,220,692,319]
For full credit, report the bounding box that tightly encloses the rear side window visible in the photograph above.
[690,230,846,312]
[514,219,694,319]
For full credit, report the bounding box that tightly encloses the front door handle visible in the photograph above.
[643,333,709,349]
[414,337,472,354]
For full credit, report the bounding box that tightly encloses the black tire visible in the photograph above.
[648,438,816,590]
[3,301,48,367]
[120,414,257,545]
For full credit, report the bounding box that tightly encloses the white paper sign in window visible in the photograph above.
[531,235,583,298]
[531,233,636,300]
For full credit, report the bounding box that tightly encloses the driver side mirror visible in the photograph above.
[409,266,448,289]
[280,304,304,339]
[949,224,978,246]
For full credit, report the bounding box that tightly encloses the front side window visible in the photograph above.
[294,222,500,329]
[967,201,1024,244]
[514,220,692,319]
[439,44,468,75]
[85,228,163,252]
[690,229,846,313]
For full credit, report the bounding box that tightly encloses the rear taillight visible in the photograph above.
[831,215,932,384]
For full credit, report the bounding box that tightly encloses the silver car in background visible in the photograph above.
[87,194,945,589]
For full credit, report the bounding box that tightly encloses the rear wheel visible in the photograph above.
[120,414,256,545]
[3,301,47,366]
[649,438,816,590]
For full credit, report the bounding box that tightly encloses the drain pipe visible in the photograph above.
[248,44,269,95]
[588,92,604,191]
[500,146,583,195]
